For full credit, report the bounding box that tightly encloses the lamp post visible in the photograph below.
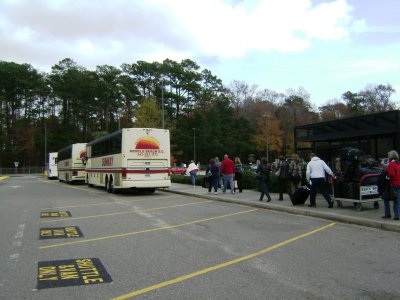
[264,115,269,162]
[44,124,47,168]
[192,128,196,162]
[161,79,165,129]
[117,107,122,130]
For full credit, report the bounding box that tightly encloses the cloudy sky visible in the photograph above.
[1,0,399,106]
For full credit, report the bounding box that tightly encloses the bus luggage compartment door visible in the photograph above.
[126,160,169,181]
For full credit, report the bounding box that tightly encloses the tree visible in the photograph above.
[161,59,202,117]
[252,115,283,159]
[342,91,365,116]
[196,69,225,113]
[277,94,318,155]
[94,65,123,133]
[359,84,396,113]
[2,57,399,169]
[134,97,161,128]
[0,61,46,166]
[319,100,349,121]
[227,80,258,113]
[117,73,140,128]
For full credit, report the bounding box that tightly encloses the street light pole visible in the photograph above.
[264,115,269,162]
[118,108,121,130]
[193,128,196,162]
[44,124,47,168]
[161,79,165,129]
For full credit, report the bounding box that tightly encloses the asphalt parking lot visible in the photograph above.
[1,176,399,299]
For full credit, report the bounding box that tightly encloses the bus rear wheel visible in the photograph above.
[107,177,118,194]
[87,175,93,187]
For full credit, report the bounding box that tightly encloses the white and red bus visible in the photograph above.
[85,128,171,193]
[57,143,87,183]
[47,152,58,179]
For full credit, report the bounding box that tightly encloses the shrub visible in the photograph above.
[171,171,281,192]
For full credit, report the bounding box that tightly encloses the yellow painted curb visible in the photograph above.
[0,176,9,181]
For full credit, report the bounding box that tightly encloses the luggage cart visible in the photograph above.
[332,174,381,211]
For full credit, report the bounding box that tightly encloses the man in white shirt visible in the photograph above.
[186,160,198,187]
[306,153,334,208]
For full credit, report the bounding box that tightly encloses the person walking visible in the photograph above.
[306,153,334,208]
[215,157,223,188]
[220,154,235,194]
[205,159,220,195]
[234,157,244,193]
[186,160,198,187]
[256,157,272,202]
[275,156,289,200]
[384,150,400,220]
[288,153,303,196]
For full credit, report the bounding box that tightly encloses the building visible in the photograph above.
[294,110,400,164]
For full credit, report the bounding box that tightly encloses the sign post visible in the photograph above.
[14,162,19,174]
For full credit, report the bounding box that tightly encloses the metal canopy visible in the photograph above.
[294,110,400,161]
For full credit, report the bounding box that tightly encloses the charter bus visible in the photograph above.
[85,128,171,193]
[47,152,58,179]
[57,143,87,183]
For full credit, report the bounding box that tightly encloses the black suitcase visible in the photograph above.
[291,186,310,205]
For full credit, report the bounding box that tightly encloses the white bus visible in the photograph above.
[57,143,87,183]
[47,152,58,179]
[85,128,171,193]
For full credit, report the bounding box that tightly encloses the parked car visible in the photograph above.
[170,167,187,175]
[242,164,258,171]
[250,164,258,170]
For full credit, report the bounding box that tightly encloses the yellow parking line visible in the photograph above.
[42,201,123,210]
[39,208,258,250]
[41,200,213,223]
[0,176,9,181]
[41,195,177,210]
[111,194,182,206]
[112,222,336,299]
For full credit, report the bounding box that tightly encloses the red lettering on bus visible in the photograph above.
[102,157,113,167]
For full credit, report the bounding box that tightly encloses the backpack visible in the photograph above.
[377,168,396,200]
[235,163,244,174]
[207,165,212,177]
[257,164,270,183]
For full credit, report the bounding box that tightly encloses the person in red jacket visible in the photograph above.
[385,150,400,220]
[220,154,235,194]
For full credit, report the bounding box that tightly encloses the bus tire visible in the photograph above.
[105,176,110,192]
[147,188,155,193]
[108,177,118,194]
[107,176,114,193]
[87,175,93,187]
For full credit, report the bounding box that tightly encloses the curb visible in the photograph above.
[164,189,400,234]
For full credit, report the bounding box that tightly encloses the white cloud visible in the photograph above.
[335,58,400,79]
[0,0,371,68]
[156,0,357,57]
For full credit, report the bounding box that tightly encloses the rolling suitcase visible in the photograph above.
[291,185,310,205]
